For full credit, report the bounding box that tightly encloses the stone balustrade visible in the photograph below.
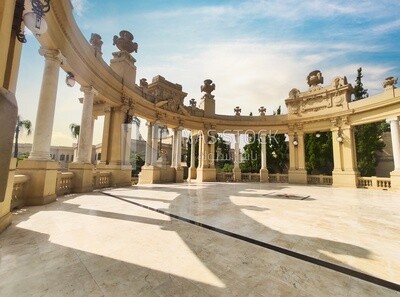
[56,172,74,196]
[11,174,30,210]
[92,171,111,189]
[357,176,391,190]
[307,175,333,185]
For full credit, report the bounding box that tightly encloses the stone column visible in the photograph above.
[198,132,204,168]
[175,127,184,182]
[138,121,161,184]
[68,86,96,193]
[288,131,307,184]
[233,133,242,181]
[151,123,159,166]
[171,129,177,167]
[259,133,268,182]
[209,133,215,169]
[197,131,216,181]
[387,117,400,190]
[100,106,111,164]
[332,126,359,187]
[144,122,153,166]
[96,106,132,187]
[29,48,62,160]
[188,133,197,180]
[76,86,95,163]
[17,48,62,205]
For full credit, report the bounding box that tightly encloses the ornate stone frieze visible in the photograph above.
[148,75,189,115]
[285,72,353,116]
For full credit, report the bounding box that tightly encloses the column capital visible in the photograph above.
[104,106,112,113]
[80,86,97,96]
[39,48,62,63]
[386,116,399,123]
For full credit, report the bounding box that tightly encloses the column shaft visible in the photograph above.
[151,123,159,166]
[389,118,400,171]
[29,48,61,160]
[145,122,153,166]
[176,129,182,168]
[190,134,196,168]
[260,134,267,169]
[76,87,95,163]
[171,129,177,167]
[234,134,240,169]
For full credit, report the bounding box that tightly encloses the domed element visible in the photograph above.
[113,30,138,53]
[307,70,324,87]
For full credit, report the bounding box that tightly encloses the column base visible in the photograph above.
[97,163,132,187]
[138,165,161,184]
[390,170,400,191]
[288,169,307,184]
[332,170,359,188]
[196,167,217,182]
[17,160,59,206]
[259,168,269,183]
[175,167,184,183]
[68,163,94,193]
[187,166,197,180]
[233,167,242,182]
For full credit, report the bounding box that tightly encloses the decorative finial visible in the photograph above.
[90,33,103,56]
[383,76,398,88]
[234,106,241,116]
[113,30,138,53]
[201,79,215,96]
[258,106,266,116]
[307,70,324,87]
[189,98,197,108]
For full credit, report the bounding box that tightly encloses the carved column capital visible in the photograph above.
[39,48,62,63]
[80,86,97,96]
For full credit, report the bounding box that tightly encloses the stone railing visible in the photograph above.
[56,172,74,196]
[93,171,111,189]
[307,175,333,185]
[11,174,30,210]
[216,172,234,182]
[241,173,260,182]
[357,176,391,190]
[268,173,289,183]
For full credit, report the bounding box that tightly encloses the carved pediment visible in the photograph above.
[285,74,353,116]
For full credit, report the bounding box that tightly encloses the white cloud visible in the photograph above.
[70,0,87,16]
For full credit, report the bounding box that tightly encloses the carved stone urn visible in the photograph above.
[307,70,324,87]
[383,76,398,88]
[113,30,138,53]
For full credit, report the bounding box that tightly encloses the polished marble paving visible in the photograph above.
[1,182,399,296]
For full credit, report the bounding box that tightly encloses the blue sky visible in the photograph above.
[16,0,400,145]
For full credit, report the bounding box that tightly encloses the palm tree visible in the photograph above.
[69,123,80,140]
[14,116,32,158]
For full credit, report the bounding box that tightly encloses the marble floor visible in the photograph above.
[1,182,400,296]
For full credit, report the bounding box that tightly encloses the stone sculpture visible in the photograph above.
[307,70,324,87]
[113,30,138,53]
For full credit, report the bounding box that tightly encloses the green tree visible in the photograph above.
[241,133,261,173]
[305,132,333,175]
[353,67,389,176]
[266,106,289,173]
[14,115,32,158]
[353,67,368,101]
[214,133,232,168]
